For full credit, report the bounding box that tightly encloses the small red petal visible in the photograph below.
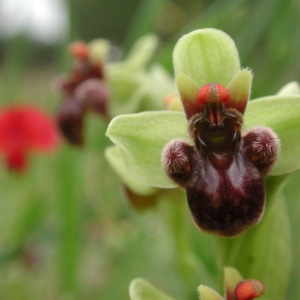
[69,41,89,60]
[0,106,60,156]
[7,150,26,172]
[197,83,229,106]
[233,279,265,300]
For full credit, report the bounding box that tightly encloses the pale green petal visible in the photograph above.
[175,73,199,118]
[105,146,158,196]
[224,267,243,297]
[173,28,240,88]
[244,95,300,175]
[106,111,189,188]
[129,278,175,300]
[107,70,148,116]
[140,64,176,112]
[227,68,253,114]
[198,285,223,300]
[276,81,300,96]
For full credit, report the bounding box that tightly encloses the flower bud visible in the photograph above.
[233,279,265,300]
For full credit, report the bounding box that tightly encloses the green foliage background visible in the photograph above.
[0,0,299,299]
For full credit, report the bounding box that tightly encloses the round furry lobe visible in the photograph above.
[250,126,280,163]
[161,138,193,187]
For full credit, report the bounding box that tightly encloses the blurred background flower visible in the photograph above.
[0,105,60,171]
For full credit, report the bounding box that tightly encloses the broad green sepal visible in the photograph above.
[198,285,223,300]
[175,73,199,119]
[129,278,175,300]
[276,81,300,96]
[227,68,253,114]
[105,146,158,196]
[173,28,240,88]
[244,95,300,175]
[107,72,149,116]
[106,111,189,188]
[107,35,173,117]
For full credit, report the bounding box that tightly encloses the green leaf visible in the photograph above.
[173,28,240,88]
[106,111,189,188]
[244,95,300,175]
[105,146,158,196]
[129,278,175,300]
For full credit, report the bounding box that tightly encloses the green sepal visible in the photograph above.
[129,278,175,300]
[173,28,240,88]
[105,146,158,196]
[198,285,223,300]
[244,95,300,175]
[107,69,149,116]
[106,35,172,117]
[106,111,189,188]
[276,81,300,96]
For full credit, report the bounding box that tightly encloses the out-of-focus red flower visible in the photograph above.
[0,106,60,171]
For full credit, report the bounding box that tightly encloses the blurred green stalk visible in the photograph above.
[54,2,84,298]
[56,146,84,298]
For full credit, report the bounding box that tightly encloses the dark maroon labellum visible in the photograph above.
[162,83,280,236]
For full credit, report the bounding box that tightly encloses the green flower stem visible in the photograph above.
[56,146,84,298]
[160,189,199,298]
